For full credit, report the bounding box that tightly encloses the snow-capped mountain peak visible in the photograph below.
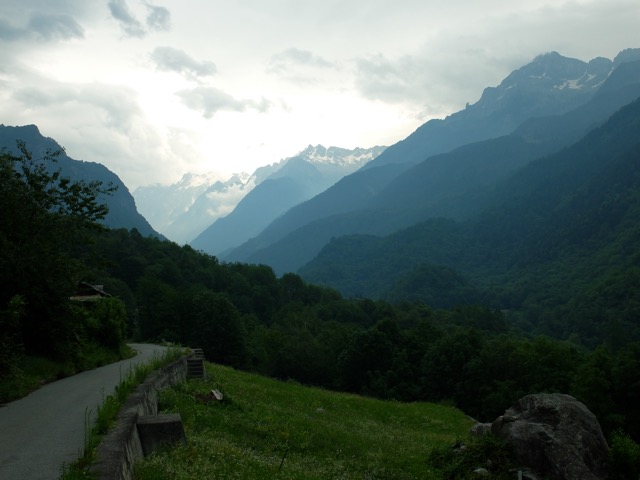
[294,144,387,167]
[133,144,386,246]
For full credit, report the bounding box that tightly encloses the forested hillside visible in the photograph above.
[3,140,640,444]
[76,227,640,438]
[301,96,640,350]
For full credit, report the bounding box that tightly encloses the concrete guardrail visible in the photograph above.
[88,353,194,480]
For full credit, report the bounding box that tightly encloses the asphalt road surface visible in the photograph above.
[0,343,167,480]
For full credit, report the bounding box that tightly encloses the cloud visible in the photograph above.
[177,86,271,118]
[108,0,146,37]
[351,48,517,119]
[353,53,415,104]
[108,0,171,37]
[151,46,216,78]
[13,82,142,131]
[145,2,171,31]
[268,48,333,72]
[29,13,84,41]
[0,14,84,42]
[3,74,177,188]
[267,47,337,84]
[0,19,26,41]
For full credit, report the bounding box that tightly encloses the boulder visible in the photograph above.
[491,393,609,480]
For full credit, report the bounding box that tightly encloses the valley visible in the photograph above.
[3,47,640,479]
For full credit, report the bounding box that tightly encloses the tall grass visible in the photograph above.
[60,346,185,479]
[135,363,474,479]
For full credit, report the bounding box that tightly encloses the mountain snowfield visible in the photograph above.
[133,144,385,245]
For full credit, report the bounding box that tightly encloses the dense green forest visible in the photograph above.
[2,142,640,445]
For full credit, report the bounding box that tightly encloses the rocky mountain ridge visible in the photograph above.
[134,144,385,245]
[189,144,386,255]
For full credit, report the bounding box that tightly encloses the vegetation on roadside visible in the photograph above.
[135,363,475,479]
[60,346,185,480]
[0,344,135,404]
[1,142,126,402]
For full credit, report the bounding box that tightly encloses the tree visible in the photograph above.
[191,290,247,366]
[0,141,115,358]
[0,296,26,377]
[572,346,620,435]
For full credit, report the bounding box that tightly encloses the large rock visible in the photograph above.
[491,393,609,480]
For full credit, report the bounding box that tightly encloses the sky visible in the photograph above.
[0,1,638,190]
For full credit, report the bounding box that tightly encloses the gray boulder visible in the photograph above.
[491,393,609,480]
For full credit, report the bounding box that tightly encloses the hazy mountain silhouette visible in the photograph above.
[301,95,640,315]
[0,124,161,238]
[225,51,640,274]
[191,145,385,255]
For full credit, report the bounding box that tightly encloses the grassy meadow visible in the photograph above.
[135,363,475,479]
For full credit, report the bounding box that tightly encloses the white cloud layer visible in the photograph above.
[0,0,638,189]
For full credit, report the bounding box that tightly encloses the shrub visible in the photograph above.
[427,434,516,480]
[609,430,640,480]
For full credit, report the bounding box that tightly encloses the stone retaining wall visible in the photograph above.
[88,353,192,480]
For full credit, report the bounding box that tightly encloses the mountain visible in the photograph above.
[225,50,640,273]
[362,50,615,171]
[190,144,385,255]
[300,95,640,345]
[0,124,160,238]
[134,145,383,247]
[367,58,640,220]
[134,171,254,245]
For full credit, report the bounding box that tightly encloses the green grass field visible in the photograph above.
[135,363,475,479]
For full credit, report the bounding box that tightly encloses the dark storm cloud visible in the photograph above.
[0,14,83,42]
[108,0,146,37]
[151,47,216,78]
[177,86,271,118]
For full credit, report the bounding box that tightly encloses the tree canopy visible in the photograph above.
[0,142,117,369]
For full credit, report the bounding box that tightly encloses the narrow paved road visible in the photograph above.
[0,343,167,480]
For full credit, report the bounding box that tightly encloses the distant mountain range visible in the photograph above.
[0,124,160,238]
[301,93,640,344]
[133,170,253,245]
[223,48,640,276]
[5,46,640,336]
[133,144,385,248]
[189,145,386,255]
